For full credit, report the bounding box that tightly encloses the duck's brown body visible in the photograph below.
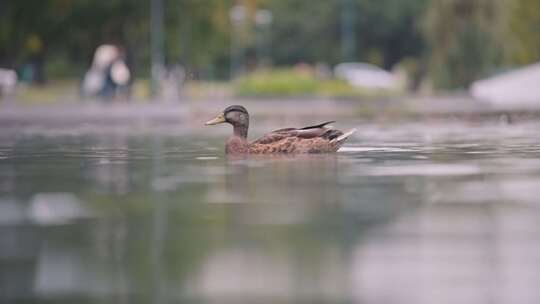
[250,137,338,154]
[206,105,356,155]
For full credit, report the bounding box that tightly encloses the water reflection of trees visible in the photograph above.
[4,135,540,304]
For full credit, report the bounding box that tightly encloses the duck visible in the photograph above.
[205,105,356,154]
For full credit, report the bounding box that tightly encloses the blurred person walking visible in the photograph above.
[81,44,131,102]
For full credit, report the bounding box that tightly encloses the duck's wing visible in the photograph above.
[251,121,341,145]
[250,130,295,145]
[266,121,335,134]
[299,121,335,130]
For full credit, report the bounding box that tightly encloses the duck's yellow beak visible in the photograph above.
[205,113,226,125]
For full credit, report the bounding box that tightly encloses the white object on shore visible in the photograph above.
[470,62,540,105]
[0,68,17,98]
[334,62,399,90]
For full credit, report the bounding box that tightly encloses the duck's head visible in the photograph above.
[205,105,249,137]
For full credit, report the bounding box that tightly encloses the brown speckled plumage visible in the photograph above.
[205,105,356,155]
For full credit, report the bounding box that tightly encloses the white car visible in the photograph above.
[334,62,399,90]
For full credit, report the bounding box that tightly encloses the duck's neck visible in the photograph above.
[233,124,248,139]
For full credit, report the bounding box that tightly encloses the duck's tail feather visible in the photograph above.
[331,128,357,144]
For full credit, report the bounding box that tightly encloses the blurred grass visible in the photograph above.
[12,79,152,104]
[10,79,233,104]
[15,80,80,105]
[182,81,232,100]
[8,70,400,105]
[317,79,396,98]
[235,69,318,97]
[234,69,399,99]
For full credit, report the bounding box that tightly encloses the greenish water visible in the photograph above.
[2,121,540,304]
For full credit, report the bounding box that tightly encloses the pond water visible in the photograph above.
[2,120,540,304]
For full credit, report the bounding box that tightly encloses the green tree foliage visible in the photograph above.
[507,0,540,64]
[267,1,340,65]
[1,0,539,88]
[424,0,540,89]
[0,0,148,79]
[354,0,428,69]
[165,0,231,77]
[0,0,231,79]
[268,0,427,69]
[423,0,507,89]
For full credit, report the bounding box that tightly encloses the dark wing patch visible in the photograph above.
[322,129,343,140]
[300,121,335,130]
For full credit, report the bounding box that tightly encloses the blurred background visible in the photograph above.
[2,1,540,304]
[0,0,539,103]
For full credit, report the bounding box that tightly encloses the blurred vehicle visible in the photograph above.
[0,68,17,100]
[81,44,131,101]
[334,62,399,90]
[471,62,540,106]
